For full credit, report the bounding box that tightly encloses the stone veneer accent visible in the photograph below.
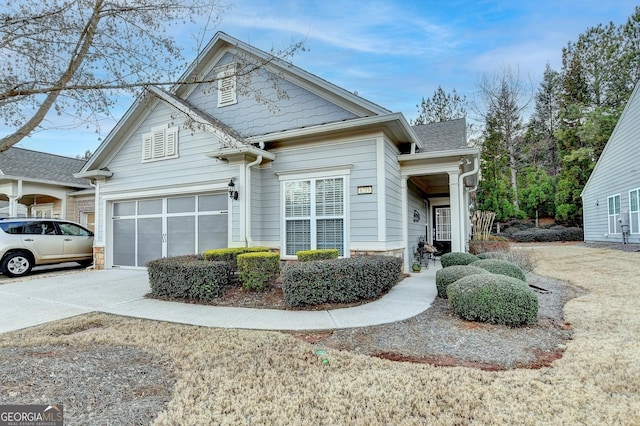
[93,246,105,270]
[350,248,405,260]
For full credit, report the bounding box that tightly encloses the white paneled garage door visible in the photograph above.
[112,194,228,267]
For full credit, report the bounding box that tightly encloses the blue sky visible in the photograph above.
[10,0,638,157]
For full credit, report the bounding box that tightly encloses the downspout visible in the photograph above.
[244,142,265,246]
[458,157,479,251]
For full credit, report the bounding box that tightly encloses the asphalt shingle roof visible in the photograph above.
[412,118,467,152]
[0,147,90,187]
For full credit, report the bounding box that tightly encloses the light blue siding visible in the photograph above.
[259,138,379,244]
[187,52,358,137]
[384,140,403,241]
[583,83,640,244]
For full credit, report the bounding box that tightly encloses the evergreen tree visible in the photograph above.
[411,85,467,125]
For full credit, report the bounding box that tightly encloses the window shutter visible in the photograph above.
[166,127,178,157]
[152,129,165,158]
[142,133,153,161]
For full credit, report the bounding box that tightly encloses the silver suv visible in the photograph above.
[0,218,94,278]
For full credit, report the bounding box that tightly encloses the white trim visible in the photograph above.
[101,181,229,200]
[630,188,640,234]
[276,165,352,181]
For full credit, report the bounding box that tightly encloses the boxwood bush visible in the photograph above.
[296,249,339,262]
[470,258,527,282]
[237,252,281,291]
[447,273,538,326]
[203,247,270,269]
[440,252,480,268]
[282,255,402,307]
[511,230,536,243]
[435,265,489,298]
[147,255,232,300]
[560,227,584,241]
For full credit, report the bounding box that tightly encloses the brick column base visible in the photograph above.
[93,246,105,270]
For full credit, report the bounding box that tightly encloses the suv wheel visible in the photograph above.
[1,252,33,278]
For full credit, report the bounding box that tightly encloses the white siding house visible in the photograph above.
[582,82,640,244]
[77,32,479,271]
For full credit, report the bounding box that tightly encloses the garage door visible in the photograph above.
[112,194,227,267]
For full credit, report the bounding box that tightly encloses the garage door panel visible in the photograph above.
[113,219,135,266]
[168,216,195,257]
[138,217,163,266]
[199,215,227,252]
[112,194,228,268]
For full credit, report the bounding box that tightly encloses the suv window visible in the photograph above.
[23,221,57,235]
[58,222,92,236]
[0,221,25,234]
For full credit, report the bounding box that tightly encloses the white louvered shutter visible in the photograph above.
[166,127,178,157]
[142,133,153,161]
[152,129,165,158]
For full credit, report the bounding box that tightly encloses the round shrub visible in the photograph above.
[440,252,480,268]
[447,274,538,326]
[470,258,527,282]
[435,265,490,298]
[476,251,502,260]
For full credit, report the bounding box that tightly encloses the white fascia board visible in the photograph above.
[398,147,480,162]
[206,145,276,162]
[1,175,92,189]
[73,170,113,180]
[247,113,422,147]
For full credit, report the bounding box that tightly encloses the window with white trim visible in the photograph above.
[216,64,237,107]
[284,177,345,256]
[608,194,621,234]
[142,125,179,162]
[630,188,640,234]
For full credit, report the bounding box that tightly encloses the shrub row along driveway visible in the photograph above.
[0,245,638,424]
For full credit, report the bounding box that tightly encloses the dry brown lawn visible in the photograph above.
[1,245,639,424]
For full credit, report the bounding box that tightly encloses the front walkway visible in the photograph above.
[0,266,438,333]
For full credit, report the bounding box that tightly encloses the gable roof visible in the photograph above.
[0,147,91,187]
[582,81,640,196]
[82,32,416,173]
[412,118,467,152]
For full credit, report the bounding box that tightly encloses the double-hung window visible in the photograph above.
[142,125,179,162]
[630,188,640,234]
[284,177,346,256]
[608,194,621,234]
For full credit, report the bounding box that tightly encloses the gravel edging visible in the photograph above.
[310,272,585,370]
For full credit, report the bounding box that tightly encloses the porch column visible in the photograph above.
[448,171,462,252]
[401,176,410,271]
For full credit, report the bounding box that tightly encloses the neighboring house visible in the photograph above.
[582,81,640,244]
[0,148,94,227]
[76,32,479,271]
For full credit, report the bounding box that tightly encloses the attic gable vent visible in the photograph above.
[216,64,237,107]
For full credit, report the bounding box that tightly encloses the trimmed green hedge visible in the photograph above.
[147,255,232,300]
[296,249,339,262]
[203,247,270,269]
[237,252,281,290]
[470,259,527,282]
[447,273,538,326]
[435,265,489,298]
[440,252,480,268]
[282,256,402,307]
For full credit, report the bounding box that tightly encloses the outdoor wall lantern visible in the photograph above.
[228,179,238,200]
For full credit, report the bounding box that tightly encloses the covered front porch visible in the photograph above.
[399,148,480,271]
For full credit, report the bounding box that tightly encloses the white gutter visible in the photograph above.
[458,157,480,251]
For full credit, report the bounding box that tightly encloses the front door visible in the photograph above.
[433,206,452,253]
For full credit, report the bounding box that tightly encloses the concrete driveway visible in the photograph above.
[0,267,437,333]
